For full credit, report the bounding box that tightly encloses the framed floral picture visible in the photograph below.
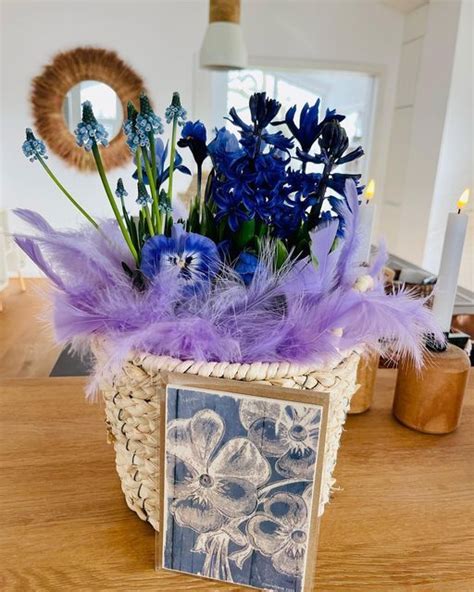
[156,373,330,592]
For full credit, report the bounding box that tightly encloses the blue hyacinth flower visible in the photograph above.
[74,101,109,152]
[22,128,48,162]
[165,92,187,126]
[140,224,220,285]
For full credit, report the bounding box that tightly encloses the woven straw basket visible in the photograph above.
[94,346,360,531]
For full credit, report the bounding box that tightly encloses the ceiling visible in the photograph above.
[381,0,429,13]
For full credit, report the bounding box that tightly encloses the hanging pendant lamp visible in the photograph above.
[199,0,248,70]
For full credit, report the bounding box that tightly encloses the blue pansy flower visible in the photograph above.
[74,101,109,152]
[22,128,48,162]
[234,252,259,286]
[177,120,208,166]
[140,224,220,284]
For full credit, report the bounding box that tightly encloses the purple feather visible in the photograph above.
[14,210,442,371]
[332,179,364,287]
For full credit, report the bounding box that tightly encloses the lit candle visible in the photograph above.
[431,189,470,333]
[358,179,376,263]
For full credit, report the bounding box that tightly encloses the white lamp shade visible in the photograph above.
[199,22,248,70]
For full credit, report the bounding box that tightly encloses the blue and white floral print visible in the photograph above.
[240,400,321,479]
[163,387,324,592]
[167,409,271,533]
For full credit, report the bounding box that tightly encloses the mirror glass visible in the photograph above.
[63,80,123,139]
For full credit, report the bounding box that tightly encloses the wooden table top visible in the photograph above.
[1,370,473,592]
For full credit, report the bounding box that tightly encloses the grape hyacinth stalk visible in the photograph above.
[165,92,187,209]
[136,180,155,237]
[75,101,139,263]
[22,129,98,228]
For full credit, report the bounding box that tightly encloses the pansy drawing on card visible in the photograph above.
[159,382,329,592]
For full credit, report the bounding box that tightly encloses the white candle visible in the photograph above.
[358,179,376,263]
[431,189,470,333]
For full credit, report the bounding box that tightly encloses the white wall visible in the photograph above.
[425,0,473,290]
[380,0,473,290]
[0,0,404,275]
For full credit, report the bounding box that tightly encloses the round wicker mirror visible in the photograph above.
[31,47,146,171]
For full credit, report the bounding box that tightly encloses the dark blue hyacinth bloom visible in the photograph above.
[214,188,250,232]
[327,173,363,197]
[133,138,191,187]
[140,224,219,285]
[280,101,345,154]
[234,252,259,285]
[208,127,243,172]
[249,92,281,130]
[177,120,208,167]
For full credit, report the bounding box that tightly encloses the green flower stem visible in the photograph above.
[91,143,138,264]
[143,205,155,236]
[142,151,162,234]
[135,148,143,183]
[167,116,178,206]
[197,164,203,223]
[148,133,157,187]
[37,155,98,228]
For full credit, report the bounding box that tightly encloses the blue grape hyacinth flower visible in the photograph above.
[165,92,187,126]
[137,93,164,138]
[22,128,48,162]
[140,224,220,285]
[136,180,152,206]
[115,178,128,200]
[74,101,109,152]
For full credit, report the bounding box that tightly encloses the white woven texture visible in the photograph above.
[97,349,360,531]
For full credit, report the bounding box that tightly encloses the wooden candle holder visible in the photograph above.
[393,344,470,434]
[349,352,380,414]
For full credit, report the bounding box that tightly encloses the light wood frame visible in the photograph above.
[31,47,146,172]
[156,371,330,592]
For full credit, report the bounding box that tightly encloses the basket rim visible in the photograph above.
[131,349,361,381]
[91,337,361,381]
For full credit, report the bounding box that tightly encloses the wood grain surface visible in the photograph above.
[0,279,60,378]
[0,371,472,591]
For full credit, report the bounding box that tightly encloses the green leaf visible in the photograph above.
[202,205,217,241]
[234,218,256,250]
[275,239,289,269]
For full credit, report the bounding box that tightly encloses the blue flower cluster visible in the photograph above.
[115,178,128,200]
[185,93,364,250]
[165,92,187,126]
[123,97,163,153]
[136,180,152,206]
[74,101,109,151]
[22,128,48,162]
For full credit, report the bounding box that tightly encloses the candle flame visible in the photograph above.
[365,179,375,201]
[457,188,470,211]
